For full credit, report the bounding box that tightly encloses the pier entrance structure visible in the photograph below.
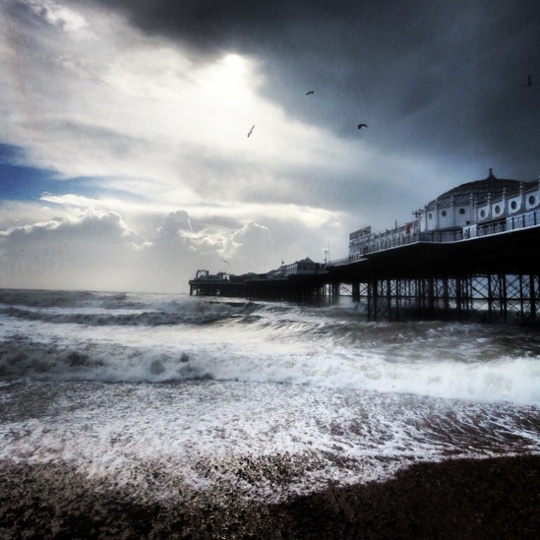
[189,171,540,323]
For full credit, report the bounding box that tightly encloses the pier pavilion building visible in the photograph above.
[348,169,540,261]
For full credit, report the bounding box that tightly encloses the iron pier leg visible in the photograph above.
[530,274,538,322]
[352,282,360,303]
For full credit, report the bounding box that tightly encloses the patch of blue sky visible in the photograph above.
[0,143,144,202]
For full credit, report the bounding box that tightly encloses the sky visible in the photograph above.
[1,0,539,293]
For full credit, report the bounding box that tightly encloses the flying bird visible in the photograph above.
[524,74,532,87]
[305,90,314,95]
[247,125,255,138]
[357,123,368,130]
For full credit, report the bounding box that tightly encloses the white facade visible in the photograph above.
[423,194,475,232]
[422,180,540,233]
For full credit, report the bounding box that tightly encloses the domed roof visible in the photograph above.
[425,169,524,210]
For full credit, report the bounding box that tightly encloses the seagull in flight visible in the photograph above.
[247,125,255,138]
[524,74,532,87]
[357,123,368,130]
[305,90,314,95]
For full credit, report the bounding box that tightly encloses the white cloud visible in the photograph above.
[155,210,193,240]
[224,221,274,270]
[0,198,348,292]
[0,209,138,290]
[24,0,89,33]
[0,206,197,292]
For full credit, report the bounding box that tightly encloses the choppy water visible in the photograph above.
[1,288,539,503]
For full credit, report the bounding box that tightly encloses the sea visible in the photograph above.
[1,288,540,506]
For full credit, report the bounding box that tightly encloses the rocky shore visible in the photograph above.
[1,455,539,539]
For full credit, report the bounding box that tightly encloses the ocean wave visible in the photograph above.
[2,290,540,405]
[1,306,216,326]
[0,288,98,308]
[1,331,540,405]
[0,300,259,327]
[0,335,212,383]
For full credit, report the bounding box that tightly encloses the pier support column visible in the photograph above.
[501,274,508,322]
[530,274,538,321]
[332,282,340,301]
[386,279,392,321]
[455,276,463,320]
[368,280,379,321]
[352,282,360,302]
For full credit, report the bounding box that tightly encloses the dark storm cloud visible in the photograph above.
[84,0,540,179]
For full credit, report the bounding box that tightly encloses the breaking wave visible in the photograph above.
[0,289,258,326]
[1,289,540,405]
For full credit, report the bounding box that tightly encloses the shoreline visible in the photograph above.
[1,455,539,539]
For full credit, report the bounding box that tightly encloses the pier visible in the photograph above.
[326,224,540,323]
[189,172,540,324]
[189,225,540,323]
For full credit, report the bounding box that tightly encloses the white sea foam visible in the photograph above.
[1,380,539,503]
